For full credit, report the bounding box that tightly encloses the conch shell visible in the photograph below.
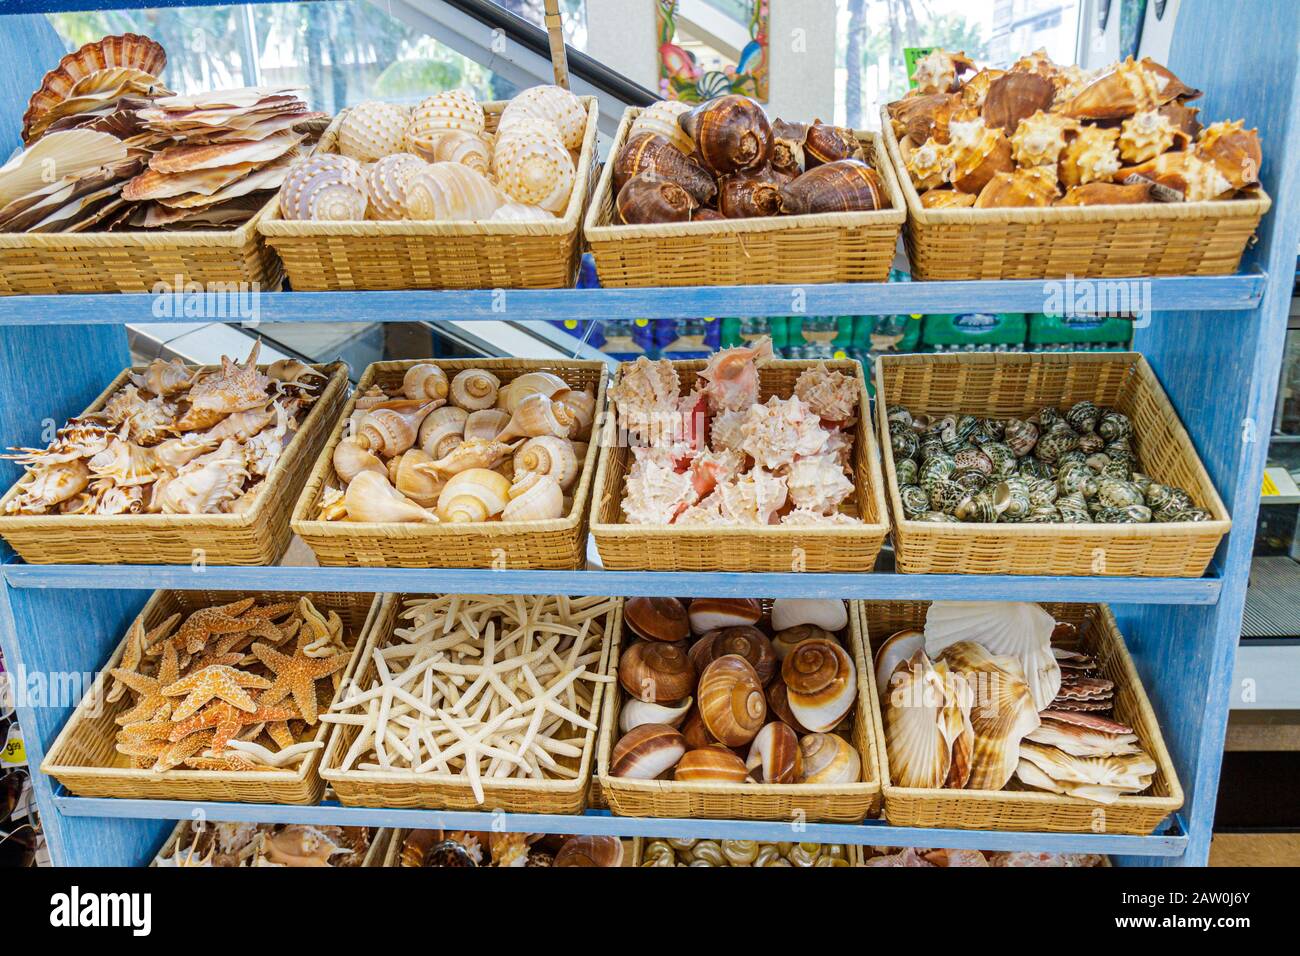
[1010,110,1078,168]
[1120,151,1233,201]
[4,460,90,514]
[946,118,1014,194]
[355,399,438,459]
[493,118,574,212]
[793,362,859,424]
[419,437,518,478]
[1117,110,1180,164]
[784,455,854,515]
[499,371,568,413]
[1059,126,1120,189]
[463,408,510,441]
[130,357,196,397]
[513,435,579,490]
[417,405,468,458]
[974,166,1060,208]
[1195,119,1261,191]
[343,470,437,523]
[436,467,512,522]
[1056,182,1152,206]
[911,49,976,94]
[981,71,1055,135]
[495,393,580,442]
[332,436,385,483]
[919,188,975,209]
[501,471,564,521]
[391,448,443,508]
[904,138,951,191]
[157,441,248,514]
[174,342,271,431]
[740,395,828,471]
[1058,56,1199,121]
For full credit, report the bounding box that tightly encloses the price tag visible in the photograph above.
[1262,472,1280,496]
[2,726,26,767]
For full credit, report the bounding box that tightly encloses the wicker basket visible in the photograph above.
[879,107,1271,280]
[381,830,637,866]
[150,820,393,866]
[862,601,1183,833]
[259,99,599,290]
[628,836,866,865]
[0,196,284,296]
[877,351,1230,576]
[42,589,379,805]
[596,600,882,823]
[590,358,889,572]
[319,594,618,814]
[583,107,906,287]
[0,361,349,565]
[292,358,607,569]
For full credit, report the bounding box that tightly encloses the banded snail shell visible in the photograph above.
[674,747,750,783]
[629,99,694,155]
[513,435,579,490]
[435,467,511,522]
[618,640,695,703]
[624,596,690,643]
[549,387,596,440]
[449,369,500,411]
[698,654,766,747]
[782,638,856,733]
[405,161,503,221]
[746,721,802,784]
[619,696,692,735]
[417,405,467,458]
[490,202,554,222]
[798,732,861,785]
[279,154,367,221]
[611,723,685,779]
[337,100,410,162]
[493,118,575,213]
[498,84,587,150]
[495,392,578,442]
[413,128,492,174]
[501,471,564,521]
[365,153,427,221]
[406,89,485,156]
[689,626,778,685]
[402,362,449,402]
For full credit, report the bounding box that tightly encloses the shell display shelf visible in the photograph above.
[0,0,1296,869]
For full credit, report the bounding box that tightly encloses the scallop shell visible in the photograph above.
[513,435,579,490]
[434,467,511,522]
[0,130,128,210]
[629,99,694,155]
[501,471,563,521]
[498,84,587,150]
[798,732,861,785]
[1017,743,1156,801]
[698,654,766,747]
[405,161,503,221]
[449,369,500,411]
[1010,110,1078,167]
[1117,110,1178,164]
[412,129,492,174]
[784,455,854,515]
[882,649,964,789]
[279,154,367,221]
[337,101,410,162]
[1059,125,1120,189]
[364,153,426,221]
[923,601,1062,711]
[417,406,468,458]
[782,638,856,732]
[492,119,575,212]
[619,696,692,735]
[405,89,485,156]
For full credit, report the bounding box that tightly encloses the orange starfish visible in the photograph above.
[182,752,276,772]
[113,642,181,726]
[252,638,350,725]
[168,700,300,751]
[189,631,252,671]
[106,613,181,704]
[167,598,260,656]
[161,664,272,720]
[153,729,216,771]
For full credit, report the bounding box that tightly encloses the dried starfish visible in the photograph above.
[252,637,350,725]
[223,738,324,769]
[183,752,270,772]
[240,601,298,644]
[166,598,260,657]
[162,664,273,720]
[153,729,216,771]
[113,642,181,726]
[266,720,296,749]
[106,613,181,703]
[299,598,347,658]
[168,700,300,752]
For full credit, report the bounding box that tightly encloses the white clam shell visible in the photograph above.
[405,161,503,221]
[337,100,411,162]
[771,598,848,633]
[923,601,1061,711]
[619,696,692,735]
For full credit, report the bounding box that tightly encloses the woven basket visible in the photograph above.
[628,836,866,865]
[590,358,889,572]
[150,821,393,866]
[319,594,618,814]
[0,361,349,565]
[877,351,1230,576]
[381,830,637,866]
[879,107,1271,280]
[42,589,379,805]
[292,358,607,569]
[0,196,283,295]
[862,601,1183,833]
[259,98,599,290]
[596,600,882,823]
[583,107,906,287]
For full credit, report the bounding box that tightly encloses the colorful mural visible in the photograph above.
[656,0,769,103]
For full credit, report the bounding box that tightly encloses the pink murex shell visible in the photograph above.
[699,336,773,413]
[740,395,829,471]
[784,454,854,515]
[780,507,860,526]
[709,409,747,453]
[622,451,697,524]
[713,468,788,525]
[609,357,682,444]
[793,363,859,425]
[688,448,745,498]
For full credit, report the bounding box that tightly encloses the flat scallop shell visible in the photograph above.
[337,100,411,162]
[923,601,1062,711]
[0,130,128,210]
[882,649,954,789]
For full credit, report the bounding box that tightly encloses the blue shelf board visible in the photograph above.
[2,562,1223,603]
[0,0,283,12]
[0,274,1268,325]
[51,791,1189,856]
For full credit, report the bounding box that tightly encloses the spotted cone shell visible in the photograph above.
[497,84,586,150]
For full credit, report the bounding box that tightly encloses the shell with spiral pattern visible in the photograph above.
[364,153,426,221]
[629,99,694,155]
[279,154,367,221]
[404,161,503,221]
[497,84,586,150]
[337,101,410,162]
[410,129,492,174]
[405,89,485,156]
[493,118,575,212]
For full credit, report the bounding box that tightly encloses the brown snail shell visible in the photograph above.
[680,705,722,750]
[689,625,778,685]
[803,121,863,167]
[687,597,762,635]
[613,132,717,205]
[974,166,1060,208]
[888,93,961,145]
[798,732,861,785]
[1158,101,1202,141]
[779,159,885,215]
[674,747,750,783]
[746,721,803,784]
[771,623,836,661]
[611,723,686,779]
[1056,181,1153,206]
[717,165,786,218]
[615,172,696,224]
[782,638,856,733]
[698,654,766,747]
[770,118,807,174]
[553,835,624,867]
[624,596,690,643]
[678,94,773,176]
[691,207,724,222]
[618,640,696,703]
[920,188,976,209]
[766,676,812,735]
[981,71,1055,135]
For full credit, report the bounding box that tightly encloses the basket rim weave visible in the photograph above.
[259,97,599,238]
[878,104,1273,226]
[0,360,349,532]
[875,350,1231,538]
[584,105,907,241]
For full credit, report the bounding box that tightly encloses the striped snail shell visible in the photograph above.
[613,132,717,205]
[746,721,803,784]
[365,153,427,221]
[698,654,766,747]
[498,84,587,150]
[405,89,485,156]
[678,94,773,176]
[781,638,856,733]
[778,159,885,215]
[798,733,861,785]
[615,173,696,224]
[493,117,575,212]
[618,640,696,703]
[611,723,686,779]
[279,154,367,221]
[449,369,500,411]
[674,747,750,783]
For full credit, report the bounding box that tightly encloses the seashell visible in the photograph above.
[625,596,690,643]
[803,121,864,167]
[130,357,197,397]
[1195,119,1262,191]
[1056,181,1153,205]
[615,172,696,223]
[770,118,808,174]
[674,747,750,783]
[687,597,762,635]
[499,84,587,150]
[1059,56,1199,121]
[763,677,811,735]
[798,732,861,785]
[361,152,426,221]
[87,438,161,486]
[405,161,504,220]
[783,455,854,515]
[882,650,966,788]
[1016,743,1156,802]
[924,601,1061,712]
[412,129,492,174]
[554,836,624,868]
[1117,109,1180,164]
[548,387,596,440]
[1158,100,1202,141]
[1120,150,1233,201]
[332,436,386,484]
[402,363,449,403]
[746,722,802,784]
[961,68,1005,109]
[1010,110,1078,167]
[680,705,722,750]
[778,159,885,214]
[678,95,772,176]
[5,460,90,514]
[173,343,271,432]
[417,406,468,458]
[435,467,511,522]
[919,187,976,208]
[157,444,249,515]
[974,166,1060,208]
[489,201,554,222]
[493,118,574,212]
[449,369,500,411]
[356,399,438,459]
[874,627,926,691]
[406,89,485,156]
[613,132,717,206]
[946,118,1014,194]
[889,91,963,144]
[337,100,410,162]
[911,49,976,94]
[420,437,517,478]
[279,154,368,221]
[512,435,579,491]
[462,408,511,442]
[501,471,563,521]
[620,696,692,735]
[342,470,437,523]
[982,71,1055,135]
[1059,125,1122,189]
[690,626,778,685]
[698,654,766,747]
[718,165,786,218]
[782,639,856,733]
[500,372,568,413]
[611,723,686,779]
[390,448,444,507]
[630,99,694,154]
[771,599,847,633]
[619,640,696,703]
[904,138,952,191]
[495,392,579,442]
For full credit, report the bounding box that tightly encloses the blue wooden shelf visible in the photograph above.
[0,274,1268,325]
[51,791,1189,857]
[2,561,1224,604]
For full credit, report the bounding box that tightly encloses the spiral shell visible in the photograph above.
[337,100,410,162]
[947,118,1014,194]
[798,733,860,785]
[513,435,579,490]
[490,202,555,222]
[1118,109,1179,164]
[611,723,685,779]
[406,89,485,156]
[421,437,517,478]
[449,369,500,411]
[615,173,696,223]
[1010,110,1078,168]
[493,118,575,212]
[678,94,772,176]
[746,721,803,784]
[974,166,1060,208]
[502,471,564,521]
[495,393,578,442]
[500,371,568,412]
[905,138,951,190]
[332,436,385,484]
[417,405,468,458]
[619,696,692,734]
[411,128,492,175]
[356,399,438,459]
[689,626,778,685]
[401,362,449,402]
[629,99,694,155]
[392,448,443,507]
[698,654,766,747]
[405,161,503,221]
[1060,126,1120,189]
[498,84,587,150]
[463,408,510,441]
[279,154,368,221]
[613,132,717,206]
[549,387,596,440]
[342,470,437,523]
[365,153,427,221]
[781,638,855,733]
[674,748,750,783]
[435,467,511,522]
[554,835,624,868]
[619,640,696,703]
[1195,119,1261,191]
